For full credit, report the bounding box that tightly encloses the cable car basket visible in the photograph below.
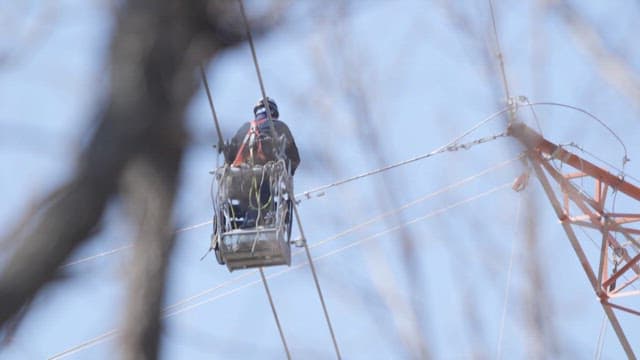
[213,161,293,271]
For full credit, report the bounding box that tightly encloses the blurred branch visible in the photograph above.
[552,0,640,109]
[521,190,560,358]
[438,2,565,357]
[119,149,182,359]
[326,5,433,358]
[0,0,256,357]
[301,3,432,356]
[0,1,59,68]
[436,0,506,108]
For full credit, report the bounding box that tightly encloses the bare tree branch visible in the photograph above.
[120,150,181,359]
[0,1,255,357]
[552,0,640,109]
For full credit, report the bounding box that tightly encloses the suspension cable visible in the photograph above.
[60,245,132,268]
[594,314,607,360]
[60,219,212,268]
[259,267,292,360]
[496,192,523,359]
[165,156,523,318]
[49,181,511,359]
[49,330,119,360]
[290,190,342,359]
[165,155,523,315]
[237,1,342,356]
[199,64,225,152]
[237,0,279,141]
[299,108,510,201]
[487,0,513,118]
[299,131,506,202]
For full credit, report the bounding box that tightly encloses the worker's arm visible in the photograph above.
[224,122,250,164]
[275,121,300,175]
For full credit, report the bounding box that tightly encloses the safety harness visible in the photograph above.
[232,118,268,167]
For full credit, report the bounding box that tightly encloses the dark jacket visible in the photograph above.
[225,115,300,175]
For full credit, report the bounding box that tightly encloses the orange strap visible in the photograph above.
[231,119,267,166]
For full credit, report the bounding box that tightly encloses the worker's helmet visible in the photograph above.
[253,97,279,119]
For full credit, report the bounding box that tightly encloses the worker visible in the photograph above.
[223,97,300,228]
[224,97,300,173]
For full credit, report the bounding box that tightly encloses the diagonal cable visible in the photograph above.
[48,181,512,359]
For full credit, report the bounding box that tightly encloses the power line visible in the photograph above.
[291,190,342,359]
[302,183,512,261]
[496,191,523,359]
[259,268,291,360]
[163,156,522,319]
[59,219,212,268]
[60,109,511,269]
[176,220,215,234]
[594,314,607,360]
[163,271,255,314]
[164,156,522,317]
[48,180,512,359]
[309,155,522,249]
[60,245,132,268]
[54,106,512,358]
[299,109,510,201]
[49,330,118,360]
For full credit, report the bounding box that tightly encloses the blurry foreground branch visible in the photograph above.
[0,0,257,357]
[552,0,640,108]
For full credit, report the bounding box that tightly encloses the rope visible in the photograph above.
[259,267,291,360]
[50,181,512,359]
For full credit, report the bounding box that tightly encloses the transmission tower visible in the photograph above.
[510,121,640,359]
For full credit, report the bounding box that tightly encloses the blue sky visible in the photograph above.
[1,1,640,359]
